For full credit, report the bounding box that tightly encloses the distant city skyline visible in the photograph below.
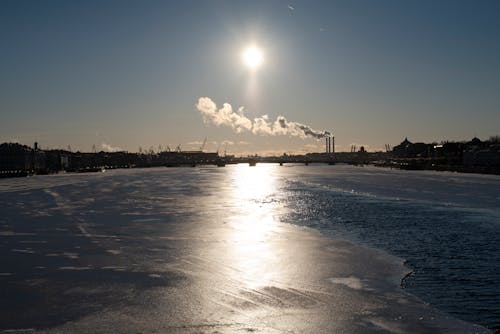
[1,0,499,155]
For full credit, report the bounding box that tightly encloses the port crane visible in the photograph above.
[200,137,207,152]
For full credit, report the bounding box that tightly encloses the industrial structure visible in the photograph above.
[325,136,335,154]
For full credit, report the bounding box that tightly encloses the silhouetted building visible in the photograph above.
[392,138,429,158]
[34,150,46,172]
[433,142,464,164]
[44,150,70,172]
[463,137,500,166]
[0,143,32,171]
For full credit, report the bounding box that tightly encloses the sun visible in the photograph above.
[242,46,263,70]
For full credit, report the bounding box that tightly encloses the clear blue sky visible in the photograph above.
[1,0,499,154]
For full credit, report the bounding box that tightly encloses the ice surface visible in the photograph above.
[0,165,493,333]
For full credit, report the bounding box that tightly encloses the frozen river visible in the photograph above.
[0,164,498,333]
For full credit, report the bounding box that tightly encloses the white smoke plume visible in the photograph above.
[196,97,330,139]
[101,142,122,152]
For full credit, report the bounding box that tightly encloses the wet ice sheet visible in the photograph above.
[0,166,490,333]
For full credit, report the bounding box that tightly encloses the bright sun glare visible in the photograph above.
[243,46,263,69]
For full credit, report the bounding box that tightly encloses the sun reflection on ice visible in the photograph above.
[232,164,275,199]
[225,164,284,288]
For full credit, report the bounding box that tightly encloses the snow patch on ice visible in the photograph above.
[148,273,162,278]
[329,276,372,291]
[132,218,161,222]
[0,231,35,236]
[11,248,35,254]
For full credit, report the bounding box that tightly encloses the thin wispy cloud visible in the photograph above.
[210,140,234,147]
[196,97,331,139]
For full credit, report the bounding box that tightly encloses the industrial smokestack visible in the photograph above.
[324,136,334,154]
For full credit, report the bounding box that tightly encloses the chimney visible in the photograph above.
[326,137,329,153]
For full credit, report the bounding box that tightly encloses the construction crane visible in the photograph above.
[216,142,224,155]
[200,137,207,152]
